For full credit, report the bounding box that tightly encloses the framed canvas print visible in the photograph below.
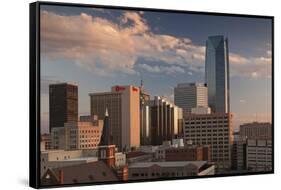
[29,1,274,188]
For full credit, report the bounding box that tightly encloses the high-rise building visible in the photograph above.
[148,96,183,145]
[174,83,208,113]
[239,122,272,140]
[183,112,233,170]
[139,80,151,145]
[205,35,230,113]
[89,85,140,151]
[49,83,78,132]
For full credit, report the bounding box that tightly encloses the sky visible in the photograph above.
[40,5,272,134]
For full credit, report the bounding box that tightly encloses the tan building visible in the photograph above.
[89,85,140,151]
[51,120,103,150]
[41,133,52,151]
[128,161,215,180]
[183,112,233,170]
[239,122,272,140]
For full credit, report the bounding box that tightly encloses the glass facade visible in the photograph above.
[205,35,230,113]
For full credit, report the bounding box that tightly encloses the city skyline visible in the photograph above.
[40,5,272,134]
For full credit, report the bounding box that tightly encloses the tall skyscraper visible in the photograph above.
[174,83,208,113]
[205,35,230,113]
[90,85,140,151]
[49,83,78,132]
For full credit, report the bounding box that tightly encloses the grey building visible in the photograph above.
[174,83,208,113]
[205,35,230,113]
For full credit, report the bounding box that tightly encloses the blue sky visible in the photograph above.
[40,5,272,133]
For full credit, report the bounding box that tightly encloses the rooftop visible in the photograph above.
[128,161,207,168]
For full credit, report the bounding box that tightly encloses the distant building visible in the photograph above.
[51,119,103,150]
[183,112,233,169]
[41,133,52,151]
[148,96,183,145]
[128,161,215,180]
[174,83,208,113]
[90,85,140,151]
[49,83,78,132]
[165,145,211,162]
[205,35,230,113]
[239,122,272,140]
[191,106,211,114]
[41,161,119,185]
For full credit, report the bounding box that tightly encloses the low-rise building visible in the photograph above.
[128,161,215,180]
[40,149,98,177]
[165,145,211,162]
[41,161,119,186]
[126,151,153,164]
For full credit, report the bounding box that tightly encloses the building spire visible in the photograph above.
[105,107,109,117]
[99,108,111,146]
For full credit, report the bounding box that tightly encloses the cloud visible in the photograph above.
[40,76,63,95]
[229,52,271,79]
[239,99,246,103]
[41,10,271,79]
[41,10,205,76]
[137,64,185,74]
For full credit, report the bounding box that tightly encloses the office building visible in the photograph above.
[90,85,140,151]
[183,112,233,169]
[49,83,78,132]
[174,83,208,113]
[245,139,272,171]
[239,122,272,140]
[205,35,230,113]
[51,119,103,150]
[128,161,215,180]
[148,96,183,145]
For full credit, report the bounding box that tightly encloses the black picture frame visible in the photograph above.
[30,1,274,189]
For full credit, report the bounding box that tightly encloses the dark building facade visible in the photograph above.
[149,96,183,145]
[205,35,230,113]
[49,83,78,132]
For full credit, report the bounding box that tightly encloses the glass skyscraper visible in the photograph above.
[205,35,230,113]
